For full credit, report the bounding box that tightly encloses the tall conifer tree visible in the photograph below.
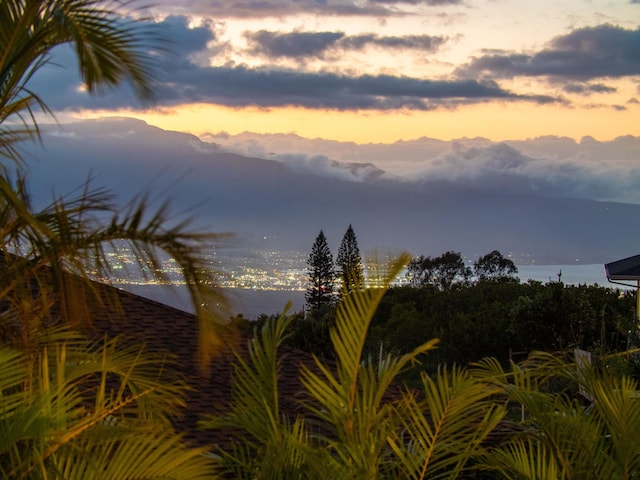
[305,230,335,313]
[336,224,364,296]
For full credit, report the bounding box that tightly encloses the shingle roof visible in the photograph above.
[73,280,320,452]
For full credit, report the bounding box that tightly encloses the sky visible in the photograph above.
[37,0,640,143]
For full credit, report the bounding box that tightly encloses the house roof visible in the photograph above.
[75,281,319,452]
[604,254,640,281]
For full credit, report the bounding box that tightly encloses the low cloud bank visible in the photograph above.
[206,131,640,204]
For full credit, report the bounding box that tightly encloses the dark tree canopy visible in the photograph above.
[407,251,471,291]
[474,250,518,281]
[336,224,364,296]
[305,230,336,313]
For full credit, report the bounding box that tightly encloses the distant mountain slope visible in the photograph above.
[21,118,640,264]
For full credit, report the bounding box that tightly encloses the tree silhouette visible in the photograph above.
[305,230,335,314]
[336,224,364,296]
[407,251,471,291]
[474,250,518,281]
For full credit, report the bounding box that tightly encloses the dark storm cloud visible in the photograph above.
[145,0,467,19]
[458,25,640,81]
[35,59,554,112]
[154,66,552,110]
[563,83,617,95]
[156,15,215,57]
[246,31,345,58]
[340,33,447,51]
[245,30,447,59]
[30,12,556,112]
[28,15,220,109]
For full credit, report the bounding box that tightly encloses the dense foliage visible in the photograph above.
[211,258,640,479]
[294,247,637,380]
[367,279,638,380]
[407,251,473,290]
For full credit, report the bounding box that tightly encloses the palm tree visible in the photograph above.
[0,1,228,477]
[473,351,640,479]
[0,336,219,478]
[203,254,506,479]
[0,0,230,366]
[0,0,155,165]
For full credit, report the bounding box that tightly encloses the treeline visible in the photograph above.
[367,280,637,380]
[252,227,638,381]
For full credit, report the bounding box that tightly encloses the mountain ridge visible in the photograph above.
[20,118,640,264]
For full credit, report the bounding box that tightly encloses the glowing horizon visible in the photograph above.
[73,99,638,144]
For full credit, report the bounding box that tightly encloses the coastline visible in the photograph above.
[116,263,621,319]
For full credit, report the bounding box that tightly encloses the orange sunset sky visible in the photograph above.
[43,0,639,143]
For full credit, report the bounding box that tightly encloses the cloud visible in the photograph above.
[245,30,449,59]
[28,15,220,109]
[563,83,617,95]
[152,66,555,109]
[32,28,554,113]
[368,0,463,4]
[457,25,640,81]
[142,0,403,18]
[157,15,216,57]
[144,0,393,18]
[246,31,345,58]
[343,34,447,50]
[277,154,386,182]
[206,129,640,204]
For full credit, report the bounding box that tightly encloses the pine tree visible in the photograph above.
[336,224,364,296]
[305,230,336,313]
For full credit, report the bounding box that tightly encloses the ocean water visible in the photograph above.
[516,263,610,287]
[117,263,626,319]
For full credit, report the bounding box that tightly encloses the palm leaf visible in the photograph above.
[0,335,217,478]
[300,253,448,477]
[200,309,322,478]
[51,430,218,480]
[0,174,232,366]
[389,366,505,480]
[0,0,156,164]
[486,438,560,480]
[470,352,637,479]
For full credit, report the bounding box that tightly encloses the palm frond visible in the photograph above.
[0,175,232,366]
[0,335,212,478]
[470,352,640,479]
[299,253,449,477]
[51,430,218,480]
[0,0,157,164]
[389,366,506,480]
[486,439,560,480]
[201,310,322,478]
